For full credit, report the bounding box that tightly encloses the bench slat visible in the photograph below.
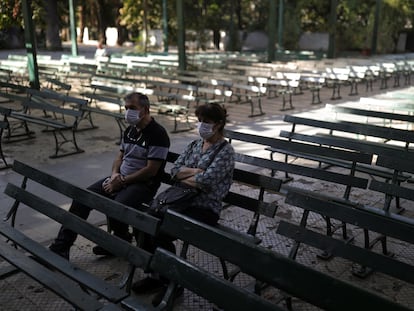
[284,115,414,144]
[0,238,104,311]
[161,210,409,311]
[151,248,282,311]
[4,183,152,269]
[285,189,414,244]
[0,222,127,302]
[234,153,368,189]
[12,160,159,236]
[277,221,414,285]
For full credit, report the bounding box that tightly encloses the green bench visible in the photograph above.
[2,88,87,158]
[2,160,410,311]
[159,209,410,311]
[278,187,414,288]
[1,160,160,310]
[2,158,281,310]
[224,129,374,261]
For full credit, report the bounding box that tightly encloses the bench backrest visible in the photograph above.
[159,210,408,311]
[27,88,88,107]
[284,114,414,145]
[279,130,414,159]
[370,155,414,210]
[11,160,159,236]
[224,129,370,199]
[151,248,282,311]
[326,104,414,124]
[284,188,414,245]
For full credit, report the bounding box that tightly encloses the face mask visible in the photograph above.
[125,109,140,125]
[197,122,215,139]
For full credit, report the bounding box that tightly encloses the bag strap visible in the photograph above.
[205,140,228,167]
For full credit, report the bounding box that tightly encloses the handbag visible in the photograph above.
[148,140,228,218]
[148,182,199,217]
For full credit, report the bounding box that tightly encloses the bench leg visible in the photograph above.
[118,264,136,294]
[0,134,11,170]
[78,110,99,131]
[310,89,321,105]
[348,81,358,96]
[330,83,342,100]
[248,97,265,118]
[49,129,85,159]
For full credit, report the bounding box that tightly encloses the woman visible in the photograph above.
[170,102,235,225]
[133,102,235,305]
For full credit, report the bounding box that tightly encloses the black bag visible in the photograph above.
[148,182,199,218]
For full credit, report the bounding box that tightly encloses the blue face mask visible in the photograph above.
[125,109,140,125]
[197,122,215,139]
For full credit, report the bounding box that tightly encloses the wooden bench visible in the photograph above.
[229,83,266,117]
[2,89,87,158]
[283,114,414,152]
[326,103,414,130]
[264,78,299,111]
[277,187,414,287]
[3,158,282,310]
[370,154,414,211]
[324,67,351,100]
[158,210,410,311]
[298,72,325,105]
[3,160,410,311]
[278,130,412,184]
[1,160,161,310]
[86,78,194,133]
[0,80,30,104]
[224,129,371,252]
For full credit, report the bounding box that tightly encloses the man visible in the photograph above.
[49,92,170,259]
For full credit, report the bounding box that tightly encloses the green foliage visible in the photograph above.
[0,0,22,30]
[0,0,413,54]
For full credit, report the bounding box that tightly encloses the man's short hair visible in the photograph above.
[124,92,150,109]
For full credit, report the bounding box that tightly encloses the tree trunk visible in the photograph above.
[143,0,148,52]
[96,0,107,44]
[44,0,62,50]
[78,0,85,43]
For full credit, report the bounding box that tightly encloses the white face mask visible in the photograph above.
[125,109,140,125]
[197,122,215,139]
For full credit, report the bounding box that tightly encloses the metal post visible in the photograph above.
[163,0,168,53]
[371,0,381,55]
[278,0,284,51]
[267,0,277,62]
[21,0,40,89]
[327,0,337,59]
[177,0,186,71]
[69,0,78,56]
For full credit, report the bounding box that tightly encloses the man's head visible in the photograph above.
[124,92,151,127]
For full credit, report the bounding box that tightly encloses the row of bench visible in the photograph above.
[1,148,410,310]
[221,101,414,302]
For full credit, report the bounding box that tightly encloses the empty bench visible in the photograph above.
[1,88,87,158]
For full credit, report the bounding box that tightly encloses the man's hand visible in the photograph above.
[102,175,123,194]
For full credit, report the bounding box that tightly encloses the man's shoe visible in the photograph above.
[131,277,165,294]
[92,245,113,256]
[152,285,184,307]
[49,244,70,260]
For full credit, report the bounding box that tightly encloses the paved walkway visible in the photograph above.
[1,46,414,310]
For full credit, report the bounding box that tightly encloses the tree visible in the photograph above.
[43,0,61,50]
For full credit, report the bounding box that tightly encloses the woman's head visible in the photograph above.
[195,103,228,134]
